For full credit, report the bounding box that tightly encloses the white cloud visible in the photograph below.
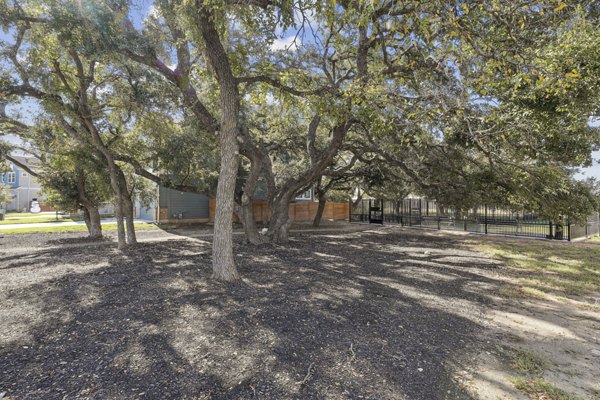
[270,35,301,52]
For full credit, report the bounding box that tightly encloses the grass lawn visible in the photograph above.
[0,213,115,225]
[587,235,600,244]
[0,221,157,234]
[0,215,75,224]
[4,211,56,216]
[476,238,600,298]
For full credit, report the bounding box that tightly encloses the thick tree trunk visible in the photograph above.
[103,164,137,247]
[198,7,242,281]
[87,205,103,238]
[236,200,266,245]
[112,194,127,250]
[82,206,103,238]
[313,194,327,227]
[212,127,240,281]
[122,194,137,245]
[268,192,294,243]
[76,168,102,239]
[83,208,91,233]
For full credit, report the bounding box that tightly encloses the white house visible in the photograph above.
[1,156,43,211]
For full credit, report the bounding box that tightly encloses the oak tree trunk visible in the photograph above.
[122,194,137,245]
[313,194,327,227]
[212,126,240,281]
[236,201,266,245]
[76,168,103,239]
[82,206,103,239]
[113,194,127,250]
[83,208,92,233]
[268,193,294,243]
[87,205,103,238]
[198,6,242,281]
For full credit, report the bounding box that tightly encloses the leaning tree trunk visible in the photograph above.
[112,194,127,250]
[82,206,103,239]
[104,162,128,249]
[87,205,103,238]
[76,170,103,239]
[115,168,137,245]
[122,195,137,245]
[236,147,267,245]
[83,208,92,233]
[268,192,295,243]
[313,194,327,227]
[236,200,266,245]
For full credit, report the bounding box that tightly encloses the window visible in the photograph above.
[7,172,16,184]
[295,189,312,200]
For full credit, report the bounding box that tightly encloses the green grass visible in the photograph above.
[478,240,600,298]
[510,348,547,375]
[1,215,76,224]
[509,378,581,400]
[5,211,56,216]
[505,347,581,400]
[0,222,157,234]
[1,213,115,225]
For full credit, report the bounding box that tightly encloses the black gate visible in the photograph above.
[349,198,594,241]
[369,200,384,224]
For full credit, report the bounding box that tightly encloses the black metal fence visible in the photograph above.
[350,198,600,241]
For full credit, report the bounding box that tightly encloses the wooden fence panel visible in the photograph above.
[208,199,349,223]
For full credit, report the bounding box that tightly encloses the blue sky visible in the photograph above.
[577,156,600,180]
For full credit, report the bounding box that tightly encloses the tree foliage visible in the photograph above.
[1,0,599,278]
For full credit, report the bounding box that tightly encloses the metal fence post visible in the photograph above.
[408,200,412,226]
[485,204,488,235]
[400,199,404,226]
[437,201,441,230]
[381,199,384,224]
[419,198,422,227]
[549,221,553,239]
[348,198,352,222]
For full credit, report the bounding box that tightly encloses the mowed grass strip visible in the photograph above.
[0,222,158,234]
[477,239,600,297]
[0,216,79,225]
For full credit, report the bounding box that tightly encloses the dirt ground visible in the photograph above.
[0,225,598,399]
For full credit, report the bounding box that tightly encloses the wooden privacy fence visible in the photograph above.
[209,199,349,223]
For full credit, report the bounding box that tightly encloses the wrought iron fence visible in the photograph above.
[350,198,600,241]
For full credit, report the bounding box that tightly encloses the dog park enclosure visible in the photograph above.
[351,198,600,241]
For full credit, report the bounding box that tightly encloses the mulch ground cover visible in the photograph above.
[0,227,501,399]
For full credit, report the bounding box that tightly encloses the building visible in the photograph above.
[0,156,43,211]
[136,182,351,225]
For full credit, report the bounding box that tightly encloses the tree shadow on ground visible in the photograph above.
[0,228,541,399]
